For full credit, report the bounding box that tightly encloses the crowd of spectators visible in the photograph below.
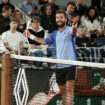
[0,0,105,66]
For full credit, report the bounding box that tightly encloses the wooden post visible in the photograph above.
[1,54,14,105]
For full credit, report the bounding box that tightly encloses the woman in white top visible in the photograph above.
[80,6,101,37]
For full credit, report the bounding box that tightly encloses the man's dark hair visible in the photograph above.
[10,17,18,23]
[66,2,76,8]
[2,5,12,13]
[31,16,41,23]
[56,10,67,18]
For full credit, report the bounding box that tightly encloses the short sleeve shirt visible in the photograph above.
[45,26,76,69]
[2,31,25,51]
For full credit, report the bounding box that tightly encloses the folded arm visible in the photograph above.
[4,42,18,54]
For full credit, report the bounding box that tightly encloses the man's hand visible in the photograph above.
[24,30,35,40]
[72,16,79,35]
[24,30,31,38]
[72,16,79,25]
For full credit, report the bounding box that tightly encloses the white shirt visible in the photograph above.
[81,16,101,37]
[2,31,25,51]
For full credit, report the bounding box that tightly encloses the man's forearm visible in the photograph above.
[4,43,18,54]
[6,47,14,52]
[72,24,77,35]
[72,16,79,35]
[29,34,47,45]
[35,37,46,45]
[6,47,18,54]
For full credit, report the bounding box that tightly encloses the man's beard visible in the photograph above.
[56,22,66,28]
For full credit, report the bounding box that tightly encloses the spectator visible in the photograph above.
[18,0,38,18]
[41,4,57,33]
[76,25,90,47]
[76,25,97,62]
[0,5,12,35]
[41,4,56,59]
[75,0,88,18]
[41,0,59,16]
[2,17,26,55]
[80,6,101,37]
[28,17,47,67]
[12,10,26,33]
[0,0,15,13]
[66,2,77,26]
[76,25,90,61]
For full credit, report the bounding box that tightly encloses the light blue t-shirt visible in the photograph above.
[45,26,76,69]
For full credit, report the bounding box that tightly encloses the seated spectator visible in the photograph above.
[76,25,90,47]
[2,17,26,55]
[18,0,38,18]
[65,2,77,26]
[76,25,90,61]
[41,4,57,33]
[0,0,15,13]
[76,25,98,62]
[41,0,59,16]
[75,0,88,18]
[27,17,48,67]
[0,5,12,35]
[80,6,101,37]
[41,4,56,58]
[12,10,26,33]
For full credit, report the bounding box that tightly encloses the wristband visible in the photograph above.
[30,34,35,40]
[72,24,77,28]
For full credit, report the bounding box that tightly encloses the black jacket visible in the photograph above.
[0,14,10,35]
